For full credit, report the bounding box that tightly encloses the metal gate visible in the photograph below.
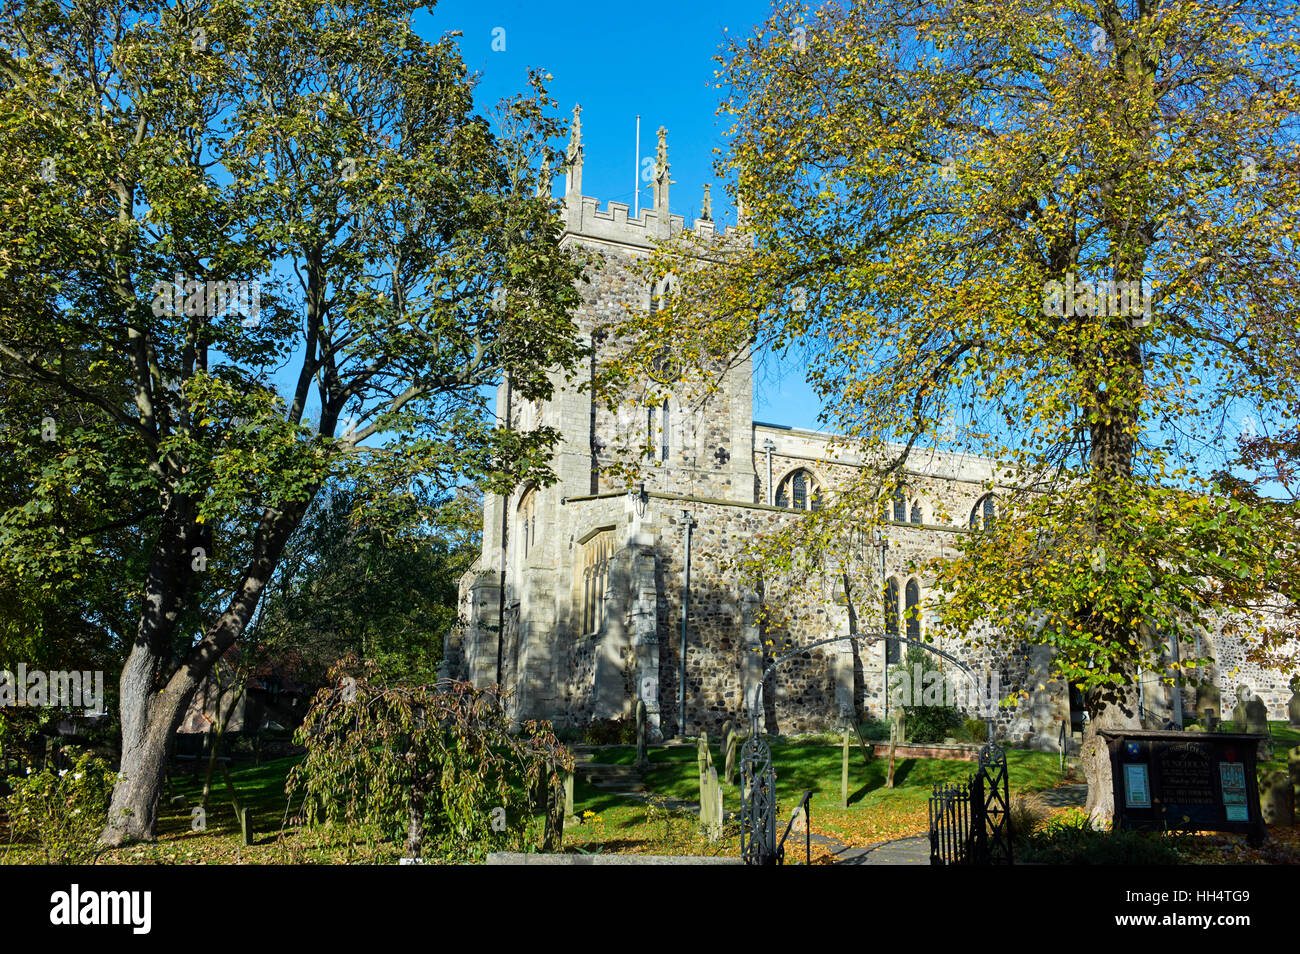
[928,741,1012,865]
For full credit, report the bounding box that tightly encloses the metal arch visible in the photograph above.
[760,631,980,689]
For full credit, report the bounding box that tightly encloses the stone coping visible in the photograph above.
[560,487,969,532]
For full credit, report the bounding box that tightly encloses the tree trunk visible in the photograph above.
[100,503,307,847]
[404,802,425,859]
[101,647,193,845]
[1081,690,1142,827]
[201,676,245,810]
[405,775,427,859]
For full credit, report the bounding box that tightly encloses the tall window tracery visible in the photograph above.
[905,579,922,643]
[885,576,924,664]
[518,488,537,560]
[884,577,901,665]
[775,468,821,511]
[646,399,670,461]
[576,530,614,635]
[970,493,997,530]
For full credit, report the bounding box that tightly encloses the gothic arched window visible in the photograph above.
[970,493,997,531]
[645,399,670,461]
[659,399,669,460]
[577,530,614,635]
[892,490,906,522]
[518,488,537,559]
[776,468,820,511]
[649,276,678,319]
[884,577,901,665]
[909,501,922,524]
[905,579,922,642]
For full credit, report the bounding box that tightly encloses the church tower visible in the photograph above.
[445,108,758,738]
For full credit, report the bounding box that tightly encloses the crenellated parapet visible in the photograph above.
[553,105,749,250]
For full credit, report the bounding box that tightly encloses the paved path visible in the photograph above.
[806,783,1089,864]
[804,830,930,865]
[1037,783,1088,808]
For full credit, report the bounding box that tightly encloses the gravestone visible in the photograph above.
[1260,770,1294,827]
[1230,685,1270,757]
[697,731,712,791]
[1230,686,1247,725]
[886,722,899,790]
[1288,677,1300,728]
[635,699,648,770]
[1195,683,1221,724]
[1245,696,1271,758]
[700,766,722,841]
[563,772,578,828]
[724,729,738,786]
[714,769,724,839]
[1243,697,1269,735]
[719,720,733,768]
[239,807,254,847]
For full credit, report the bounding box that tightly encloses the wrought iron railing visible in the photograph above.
[928,742,1012,865]
[928,780,973,864]
[739,630,999,865]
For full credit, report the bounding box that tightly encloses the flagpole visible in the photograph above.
[634,115,640,219]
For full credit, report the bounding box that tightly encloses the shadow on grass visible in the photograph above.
[159,755,304,839]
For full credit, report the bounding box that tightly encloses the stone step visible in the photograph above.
[571,748,619,764]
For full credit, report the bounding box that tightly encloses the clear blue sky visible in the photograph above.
[421,0,826,430]
[408,4,1266,471]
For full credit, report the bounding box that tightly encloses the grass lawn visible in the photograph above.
[573,741,1072,852]
[1258,722,1300,773]
[562,773,743,858]
[4,723,1294,863]
[115,755,404,865]
[3,755,404,865]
